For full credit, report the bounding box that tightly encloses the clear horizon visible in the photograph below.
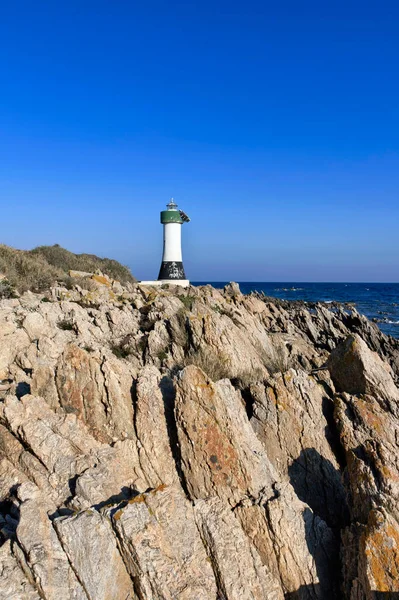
[190,280,399,284]
[1,2,398,282]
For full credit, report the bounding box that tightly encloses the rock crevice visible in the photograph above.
[0,281,398,599]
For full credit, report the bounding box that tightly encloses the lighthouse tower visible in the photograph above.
[157,199,190,286]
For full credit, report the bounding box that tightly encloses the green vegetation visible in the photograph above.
[263,343,291,374]
[184,348,231,381]
[111,343,132,359]
[137,337,147,352]
[0,245,64,294]
[57,318,75,331]
[0,243,136,297]
[157,349,169,362]
[234,368,266,387]
[30,245,136,284]
[0,278,18,299]
[111,333,147,360]
[178,295,196,311]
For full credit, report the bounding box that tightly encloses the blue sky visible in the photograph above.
[0,1,398,282]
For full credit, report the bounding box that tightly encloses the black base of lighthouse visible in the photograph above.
[158,261,186,280]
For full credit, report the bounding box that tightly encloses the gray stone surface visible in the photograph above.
[0,280,398,598]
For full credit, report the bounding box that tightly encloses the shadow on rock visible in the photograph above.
[287,449,348,599]
[159,375,190,497]
[288,447,349,530]
[0,485,21,547]
[285,584,321,600]
[285,589,399,600]
[303,507,341,599]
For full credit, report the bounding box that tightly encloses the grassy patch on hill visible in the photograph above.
[0,243,135,297]
[30,245,136,285]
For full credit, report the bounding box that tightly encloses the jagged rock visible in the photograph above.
[54,344,135,442]
[0,395,146,510]
[174,366,340,596]
[263,486,340,599]
[0,281,398,599]
[357,509,399,594]
[327,334,399,411]
[109,484,217,599]
[0,540,41,600]
[133,366,178,486]
[335,390,399,597]
[250,369,348,528]
[175,365,277,506]
[194,496,284,600]
[224,281,242,298]
[0,323,29,380]
[15,483,87,600]
[72,439,147,510]
[0,456,29,502]
[54,509,137,600]
[335,393,399,523]
[185,306,270,381]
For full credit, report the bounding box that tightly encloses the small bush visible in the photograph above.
[111,333,148,359]
[111,343,132,359]
[79,277,99,292]
[0,278,18,299]
[57,319,75,331]
[76,299,101,310]
[235,368,266,387]
[178,295,196,311]
[157,349,168,362]
[83,345,95,353]
[137,337,147,352]
[211,304,223,314]
[62,276,75,290]
[185,348,230,382]
[172,308,190,350]
[263,344,290,375]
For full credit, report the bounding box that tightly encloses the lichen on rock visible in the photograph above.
[0,278,398,599]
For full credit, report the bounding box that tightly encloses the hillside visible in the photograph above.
[0,243,136,296]
[0,278,398,599]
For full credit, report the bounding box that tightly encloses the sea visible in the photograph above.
[192,282,399,339]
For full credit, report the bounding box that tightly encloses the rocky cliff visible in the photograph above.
[0,276,398,599]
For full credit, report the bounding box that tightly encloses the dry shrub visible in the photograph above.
[79,277,99,292]
[184,348,231,382]
[0,278,17,299]
[235,367,266,387]
[263,343,290,375]
[0,243,136,294]
[0,245,63,293]
[170,308,190,350]
[30,245,136,284]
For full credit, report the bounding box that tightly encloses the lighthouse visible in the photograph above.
[157,199,190,285]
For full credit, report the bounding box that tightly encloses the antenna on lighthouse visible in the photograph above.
[167,198,178,210]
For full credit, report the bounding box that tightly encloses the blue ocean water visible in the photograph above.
[192,282,399,339]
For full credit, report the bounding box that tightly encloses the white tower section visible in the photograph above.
[162,222,183,262]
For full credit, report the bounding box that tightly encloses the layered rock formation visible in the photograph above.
[0,280,398,599]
